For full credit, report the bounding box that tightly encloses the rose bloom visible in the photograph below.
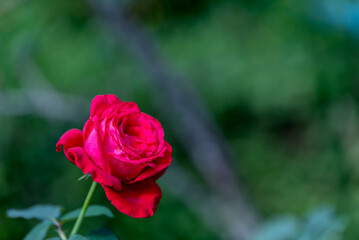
[56,95,172,218]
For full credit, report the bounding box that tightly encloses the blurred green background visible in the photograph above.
[1,0,359,239]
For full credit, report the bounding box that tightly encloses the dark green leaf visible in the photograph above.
[7,204,61,220]
[60,205,113,221]
[88,227,119,240]
[24,220,53,240]
[252,215,300,240]
[69,234,88,240]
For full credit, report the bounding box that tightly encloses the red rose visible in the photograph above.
[56,94,172,218]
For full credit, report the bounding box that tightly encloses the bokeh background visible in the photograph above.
[1,0,359,239]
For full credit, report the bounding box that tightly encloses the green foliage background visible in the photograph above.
[1,0,359,239]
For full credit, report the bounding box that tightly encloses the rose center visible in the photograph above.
[121,115,157,153]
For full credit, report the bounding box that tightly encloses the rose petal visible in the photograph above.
[56,129,83,164]
[119,101,141,113]
[144,114,165,156]
[67,147,122,191]
[107,154,149,181]
[130,142,172,183]
[90,94,122,117]
[151,168,167,181]
[101,179,162,218]
[107,152,157,165]
[83,117,110,172]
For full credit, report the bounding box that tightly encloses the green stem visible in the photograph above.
[70,181,98,236]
